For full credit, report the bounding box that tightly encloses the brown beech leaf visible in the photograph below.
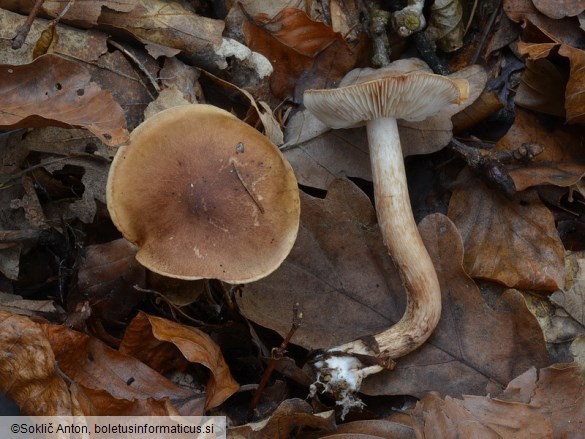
[243,8,363,100]
[229,398,336,438]
[0,54,128,146]
[515,58,566,117]
[497,109,585,190]
[503,0,583,46]
[448,170,565,291]
[532,0,585,19]
[42,323,205,415]
[361,214,549,398]
[98,0,224,53]
[406,363,585,438]
[0,311,75,415]
[119,312,239,410]
[237,178,405,350]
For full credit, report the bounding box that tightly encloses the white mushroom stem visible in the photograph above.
[332,116,442,359]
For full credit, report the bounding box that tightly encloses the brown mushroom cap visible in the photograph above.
[106,104,300,284]
[304,68,469,129]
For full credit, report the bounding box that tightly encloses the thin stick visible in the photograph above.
[249,303,303,416]
[470,0,501,65]
[12,0,46,49]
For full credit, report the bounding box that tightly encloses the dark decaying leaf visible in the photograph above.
[0,311,76,415]
[238,178,405,350]
[119,312,239,410]
[0,54,128,145]
[361,214,549,398]
[448,170,565,291]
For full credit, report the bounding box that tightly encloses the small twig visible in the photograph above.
[449,138,516,198]
[370,8,392,67]
[232,161,265,214]
[107,39,161,94]
[12,0,46,49]
[249,303,303,416]
[470,0,501,64]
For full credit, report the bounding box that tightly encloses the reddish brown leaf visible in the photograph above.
[497,109,585,190]
[42,323,205,415]
[0,311,75,415]
[361,214,549,398]
[243,8,364,100]
[0,54,128,145]
[448,170,565,291]
[119,312,239,410]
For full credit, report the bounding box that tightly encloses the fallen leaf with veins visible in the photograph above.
[448,170,565,291]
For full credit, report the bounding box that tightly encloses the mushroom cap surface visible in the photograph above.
[106,104,300,283]
[303,66,469,129]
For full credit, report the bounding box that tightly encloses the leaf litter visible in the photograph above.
[0,0,584,435]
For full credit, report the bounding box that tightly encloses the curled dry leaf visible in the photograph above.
[119,312,239,410]
[0,311,75,415]
[405,364,585,438]
[229,398,336,438]
[0,54,128,146]
[448,170,565,291]
[237,178,405,350]
[531,0,585,19]
[361,214,549,398]
[497,109,585,190]
[41,323,205,415]
[515,58,566,117]
[424,0,465,52]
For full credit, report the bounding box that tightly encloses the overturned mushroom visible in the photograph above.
[106,104,300,284]
[303,61,468,403]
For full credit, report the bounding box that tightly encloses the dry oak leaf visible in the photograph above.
[243,7,364,100]
[237,178,406,350]
[42,323,206,415]
[0,54,128,146]
[406,363,585,438]
[361,214,549,398]
[496,109,585,190]
[532,0,585,19]
[0,311,76,415]
[448,170,565,291]
[119,312,239,410]
[98,0,224,54]
[503,0,584,46]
